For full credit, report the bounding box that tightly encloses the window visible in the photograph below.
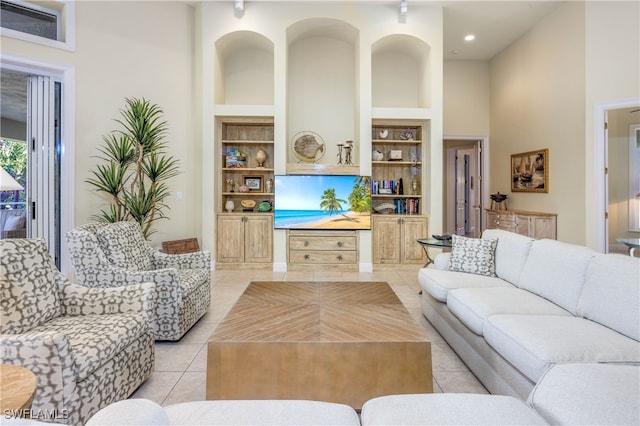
[1,0,59,40]
[0,0,75,51]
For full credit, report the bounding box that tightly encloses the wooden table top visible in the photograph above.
[210,281,428,343]
[0,364,37,413]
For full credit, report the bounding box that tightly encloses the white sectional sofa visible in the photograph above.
[419,229,640,403]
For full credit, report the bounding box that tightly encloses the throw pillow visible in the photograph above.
[4,212,25,231]
[448,235,498,277]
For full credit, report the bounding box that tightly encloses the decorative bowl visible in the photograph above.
[373,202,396,214]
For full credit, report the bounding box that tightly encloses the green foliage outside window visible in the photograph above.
[0,138,27,208]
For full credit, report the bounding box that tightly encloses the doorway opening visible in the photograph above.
[0,69,61,266]
[443,138,487,237]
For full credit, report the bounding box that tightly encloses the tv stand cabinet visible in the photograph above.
[287,230,358,271]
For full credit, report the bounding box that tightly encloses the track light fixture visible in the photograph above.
[400,0,407,15]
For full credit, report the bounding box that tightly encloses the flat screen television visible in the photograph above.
[274,175,371,230]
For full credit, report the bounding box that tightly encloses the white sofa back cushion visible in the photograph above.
[517,239,596,314]
[577,253,640,341]
[482,229,534,284]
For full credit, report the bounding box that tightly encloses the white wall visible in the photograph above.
[443,60,490,136]
[1,1,198,249]
[490,2,586,244]
[584,1,640,249]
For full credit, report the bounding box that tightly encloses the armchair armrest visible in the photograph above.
[150,250,211,270]
[60,281,156,332]
[0,331,79,421]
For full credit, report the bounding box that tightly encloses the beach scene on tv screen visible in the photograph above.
[274,175,371,230]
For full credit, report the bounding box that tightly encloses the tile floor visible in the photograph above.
[131,268,488,406]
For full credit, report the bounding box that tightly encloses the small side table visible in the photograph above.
[417,238,453,267]
[0,364,37,417]
[616,238,640,257]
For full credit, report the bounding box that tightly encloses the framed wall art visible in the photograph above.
[244,176,263,192]
[511,148,548,193]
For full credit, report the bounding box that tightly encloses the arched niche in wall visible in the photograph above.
[286,18,359,167]
[215,31,274,105]
[372,35,430,109]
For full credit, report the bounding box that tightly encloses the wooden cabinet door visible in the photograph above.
[486,210,498,229]
[372,216,401,264]
[401,217,428,264]
[531,215,556,239]
[217,215,245,263]
[244,215,273,263]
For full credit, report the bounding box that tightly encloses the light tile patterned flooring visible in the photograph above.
[131,269,488,405]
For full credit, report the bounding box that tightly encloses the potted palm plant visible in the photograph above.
[87,97,180,239]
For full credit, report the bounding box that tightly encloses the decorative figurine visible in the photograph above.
[344,140,354,165]
[337,143,344,164]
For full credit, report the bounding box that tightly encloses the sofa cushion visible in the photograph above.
[517,239,596,314]
[484,314,640,383]
[96,222,152,271]
[447,287,571,335]
[419,268,513,302]
[0,238,61,334]
[481,229,534,284]
[577,253,640,341]
[31,313,149,380]
[164,400,361,425]
[87,399,170,425]
[360,394,547,425]
[529,363,640,426]
[448,235,497,277]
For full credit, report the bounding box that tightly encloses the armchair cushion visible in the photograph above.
[1,238,61,334]
[29,313,149,381]
[96,222,152,271]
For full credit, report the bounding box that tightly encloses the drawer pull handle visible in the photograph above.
[304,254,310,260]
[337,241,343,247]
[304,241,309,246]
[337,255,343,261]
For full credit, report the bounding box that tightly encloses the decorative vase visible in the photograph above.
[255,149,267,168]
[265,178,273,193]
[411,176,419,195]
[225,200,235,213]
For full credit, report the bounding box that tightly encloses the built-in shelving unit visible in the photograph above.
[217,117,275,213]
[203,3,443,270]
[371,121,424,215]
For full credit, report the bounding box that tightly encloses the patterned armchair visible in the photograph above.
[66,221,211,341]
[0,238,155,425]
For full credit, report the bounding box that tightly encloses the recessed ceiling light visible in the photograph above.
[450,50,461,55]
[464,34,476,42]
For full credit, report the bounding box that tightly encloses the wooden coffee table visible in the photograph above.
[207,281,432,410]
[0,364,37,416]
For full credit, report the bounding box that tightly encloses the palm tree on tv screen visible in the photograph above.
[320,188,346,216]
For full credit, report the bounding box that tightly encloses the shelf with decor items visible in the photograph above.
[217,117,274,214]
[371,120,424,216]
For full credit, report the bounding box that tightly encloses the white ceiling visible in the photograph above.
[0,1,563,124]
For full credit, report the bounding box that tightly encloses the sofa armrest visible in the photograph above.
[150,250,211,270]
[60,281,156,331]
[433,252,451,270]
[0,331,79,422]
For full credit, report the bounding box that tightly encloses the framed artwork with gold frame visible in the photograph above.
[511,148,548,193]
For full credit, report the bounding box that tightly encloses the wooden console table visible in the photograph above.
[485,209,557,239]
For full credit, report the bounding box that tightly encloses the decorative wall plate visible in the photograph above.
[292,131,325,163]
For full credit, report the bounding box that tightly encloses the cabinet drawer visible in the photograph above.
[289,251,357,264]
[289,236,357,251]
